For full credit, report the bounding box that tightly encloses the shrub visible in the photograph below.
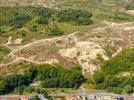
[93,48,134,94]
[57,9,92,25]
[9,14,32,28]
[0,64,84,95]
[37,17,49,25]
[48,25,63,36]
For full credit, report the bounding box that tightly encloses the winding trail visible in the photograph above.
[0,32,78,67]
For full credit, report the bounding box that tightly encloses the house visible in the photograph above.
[66,96,77,100]
[124,96,134,100]
[4,96,20,100]
[76,96,83,100]
[97,95,118,100]
[55,96,64,100]
[20,96,29,100]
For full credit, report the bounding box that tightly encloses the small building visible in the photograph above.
[97,95,118,100]
[54,96,65,100]
[66,96,77,100]
[20,96,29,100]
[3,96,20,100]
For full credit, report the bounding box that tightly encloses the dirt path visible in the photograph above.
[0,22,133,76]
[0,32,78,67]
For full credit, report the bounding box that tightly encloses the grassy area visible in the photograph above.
[0,6,93,44]
[61,0,134,23]
[0,0,133,43]
[0,46,10,63]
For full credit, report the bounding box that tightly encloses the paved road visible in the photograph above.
[49,92,123,97]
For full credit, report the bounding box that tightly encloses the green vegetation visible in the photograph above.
[125,2,134,10]
[93,48,134,94]
[62,0,134,23]
[57,9,92,25]
[103,45,117,58]
[34,7,53,25]
[0,64,85,95]
[48,25,63,36]
[0,28,5,36]
[0,46,10,63]
[0,46,10,54]
[109,12,134,22]
[9,13,32,29]
[0,6,92,40]
[0,0,134,95]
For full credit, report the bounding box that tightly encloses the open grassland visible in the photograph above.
[0,0,134,44]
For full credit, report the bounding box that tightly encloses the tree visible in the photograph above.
[48,25,63,36]
[93,72,104,84]
[43,90,49,98]
[57,9,92,25]
[0,81,6,94]
[37,17,49,25]
[32,95,40,100]
[124,85,133,94]
[93,48,134,94]
[9,14,32,28]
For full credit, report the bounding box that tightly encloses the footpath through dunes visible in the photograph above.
[0,22,134,76]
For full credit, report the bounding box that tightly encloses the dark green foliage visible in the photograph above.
[0,46,10,63]
[93,48,134,94]
[102,48,134,75]
[36,64,85,88]
[0,80,6,94]
[0,66,37,95]
[48,25,63,36]
[0,6,93,38]
[24,66,38,83]
[32,7,53,18]
[33,7,53,26]
[37,17,49,25]
[0,28,5,36]
[16,31,26,37]
[93,72,104,84]
[57,9,92,25]
[30,25,38,32]
[32,95,40,100]
[0,74,26,94]
[0,46,10,54]
[109,12,134,22]
[9,14,32,28]
[0,64,84,95]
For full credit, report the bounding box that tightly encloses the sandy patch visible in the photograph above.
[126,10,134,15]
[59,41,107,75]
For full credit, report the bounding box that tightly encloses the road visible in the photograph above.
[49,92,123,97]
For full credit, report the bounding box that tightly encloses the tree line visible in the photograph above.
[93,48,134,94]
[0,64,85,95]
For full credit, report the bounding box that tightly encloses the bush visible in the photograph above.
[57,9,92,25]
[48,25,63,36]
[0,28,5,36]
[9,14,32,28]
[37,64,85,88]
[32,7,53,18]
[37,17,49,25]
[30,25,38,32]
[93,48,134,94]
[0,64,84,95]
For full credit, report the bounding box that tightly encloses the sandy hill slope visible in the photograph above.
[0,22,133,76]
[0,0,134,76]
